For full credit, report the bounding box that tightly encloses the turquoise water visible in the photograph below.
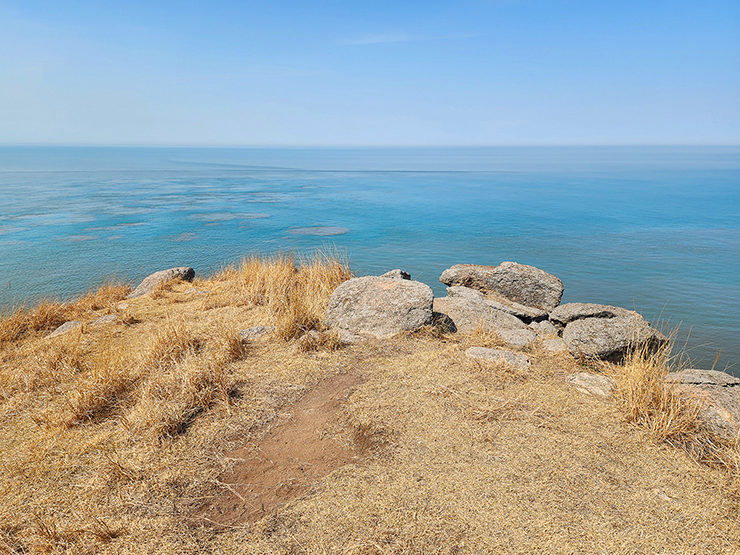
[1,146,739,373]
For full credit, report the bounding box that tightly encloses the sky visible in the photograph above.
[0,0,738,146]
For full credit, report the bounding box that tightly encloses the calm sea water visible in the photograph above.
[1,146,739,373]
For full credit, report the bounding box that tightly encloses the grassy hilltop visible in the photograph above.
[0,254,738,554]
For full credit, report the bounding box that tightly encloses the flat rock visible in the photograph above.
[562,314,667,362]
[325,276,434,339]
[447,286,547,323]
[380,269,411,280]
[466,347,531,370]
[92,314,119,326]
[440,262,563,311]
[49,320,82,338]
[666,369,740,442]
[566,372,615,397]
[433,296,538,350]
[549,303,631,326]
[239,326,276,340]
[127,267,195,299]
[529,320,560,336]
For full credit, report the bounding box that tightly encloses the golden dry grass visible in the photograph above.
[0,254,739,554]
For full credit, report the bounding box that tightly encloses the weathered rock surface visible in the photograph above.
[325,276,433,339]
[466,347,531,370]
[566,372,615,397]
[92,314,119,326]
[541,337,568,354]
[562,314,667,362]
[380,269,411,280]
[49,320,82,338]
[447,286,548,323]
[440,262,563,311]
[239,326,276,340]
[549,303,631,326]
[666,369,740,442]
[433,296,538,350]
[127,267,195,299]
[529,319,560,336]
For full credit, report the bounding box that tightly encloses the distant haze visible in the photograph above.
[0,0,738,146]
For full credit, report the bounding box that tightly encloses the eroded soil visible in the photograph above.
[195,370,367,527]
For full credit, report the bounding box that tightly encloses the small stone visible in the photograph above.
[127,267,195,299]
[466,347,531,370]
[92,314,119,326]
[49,320,82,338]
[529,320,560,336]
[566,372,616,397]
[380,269,411,280]
[239,326,276,340]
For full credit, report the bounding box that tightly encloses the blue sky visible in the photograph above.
[1,0,738,146]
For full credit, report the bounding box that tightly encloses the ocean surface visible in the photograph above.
[1,146,738,373]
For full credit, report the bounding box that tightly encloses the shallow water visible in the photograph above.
[1,146,738,373]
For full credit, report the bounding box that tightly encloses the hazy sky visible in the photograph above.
[1,0,738,146]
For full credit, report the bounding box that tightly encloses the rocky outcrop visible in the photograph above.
[380,269,411,280]
[447,286,547,323]
[433,296,538,350]
[466,347,531,370]
[666,369,740,443]
[127,267,195,299]
[549,303,631,327]
[562,313,667,362]
[440,262,563,311]
[529,320,559,336]
[325,276,433,339]
[49,320,82,338]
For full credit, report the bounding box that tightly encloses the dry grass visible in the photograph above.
[1,254,740,554]
[603,342,740,473]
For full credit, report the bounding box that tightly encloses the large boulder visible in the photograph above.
[562,313,667,362]
[447,286,548,323]
[433,296,538,350]
[325,276,433,339]
[665,369,740,443]
[439,262,563,311]
[549,303,631,327]
[466,347,531,370]
[127,267,195,299]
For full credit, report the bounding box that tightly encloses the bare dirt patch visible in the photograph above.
[195,369,367,527]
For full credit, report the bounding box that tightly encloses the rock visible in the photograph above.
[49,320,82,338]
[529,320,560,336]
[466,347,531,370]
[566,372,615,397]
[562,314,667,362]
[325,276,434,339]
[337,329,368,345]
[92,314,119,326]
[447,286,547,323]
[439,262,563,311]
[433,296,538,350]
[183,287,211,296]
[239,326,276,340]
[541,337,568,354]
[666,369,740,442]
[380,269,411,280]
[549,303,631,326]
[117,302,129,311]
[127,267,195,299]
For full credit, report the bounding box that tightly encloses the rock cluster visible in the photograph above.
[127,267,195,299]
[324,261,667,364]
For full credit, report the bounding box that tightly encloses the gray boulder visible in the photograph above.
[529,320,560,336]
[239,326,276,340]
[666,369,740,443]
[541,337,568,354]
[549,303,631,327]
[127,267,195,299]
[433,296,538,350]
[466,347,531,370]
[562,313,667,362]
[440,262,563,311]
[447,286,548,323]
[325,276,433,339]
[380,269,411,280]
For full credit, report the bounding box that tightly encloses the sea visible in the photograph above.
[1,146,738,374]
